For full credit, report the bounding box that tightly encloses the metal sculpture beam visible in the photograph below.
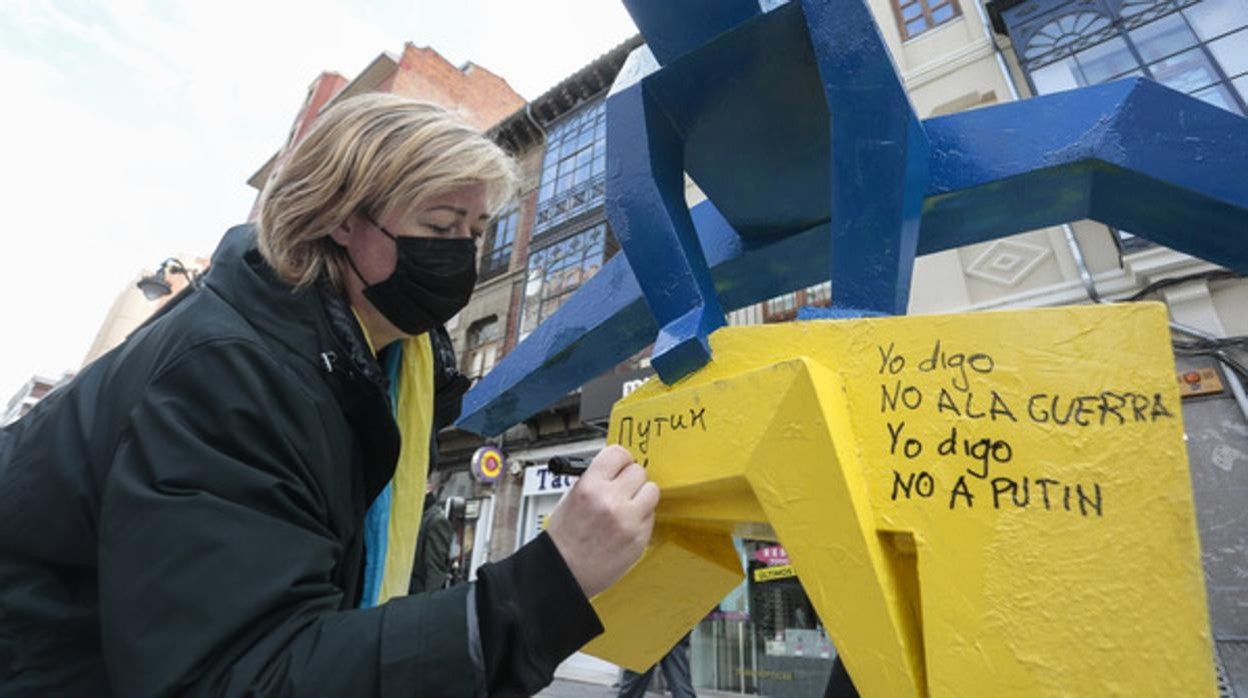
[460,78,1248,436]
[455,2,1246,694]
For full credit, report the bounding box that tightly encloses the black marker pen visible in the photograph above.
[547,455,590,477]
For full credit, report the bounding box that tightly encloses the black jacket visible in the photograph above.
[0,225,601,697]
[409,494,454,594]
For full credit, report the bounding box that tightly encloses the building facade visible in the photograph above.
[1,374,72,427]
[80,256,209,367]
[246,43,525,219]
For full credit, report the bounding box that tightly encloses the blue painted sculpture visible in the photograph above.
[458,0,1248,437]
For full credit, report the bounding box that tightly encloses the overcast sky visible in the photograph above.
[0,0,637,401]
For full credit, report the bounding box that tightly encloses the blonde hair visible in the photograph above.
[258,93,518,290]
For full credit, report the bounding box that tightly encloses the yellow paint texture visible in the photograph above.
[588,303,1215,697]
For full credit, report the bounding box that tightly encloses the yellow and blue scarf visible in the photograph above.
[355,318,435,608]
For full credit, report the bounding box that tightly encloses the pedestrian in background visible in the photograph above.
[618,632,696,698]
[409,483,454,594]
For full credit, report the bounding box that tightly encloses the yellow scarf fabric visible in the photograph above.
[380,333,434,602]
[354,311,436,605]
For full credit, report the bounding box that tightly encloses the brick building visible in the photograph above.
[246,44,524,220]
[2,374,72,427]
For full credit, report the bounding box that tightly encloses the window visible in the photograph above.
[1022,12,1113,64]
[464,317,503,380]
[764,292,799,322]
[1129,12,1199,62]
[1184,0,1248,41]
[480,206,518,281]
[1208,27,1248,78]
[533,102,607,234]
[999,0,1248,252]
[762,283,831,322]
[804,282,832,307]
[1013,0,1248,114]
[1076,37,1140,82]
[892,0,962,40]
[520,224,608,338]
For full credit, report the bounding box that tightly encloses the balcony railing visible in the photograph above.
[533,172,607,236]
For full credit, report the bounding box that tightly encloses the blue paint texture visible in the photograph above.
[457,0,1248,437]
[605,81,726,382]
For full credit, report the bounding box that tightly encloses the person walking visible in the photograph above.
[618,633,696,698]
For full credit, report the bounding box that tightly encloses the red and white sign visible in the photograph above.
[753,545,790,566]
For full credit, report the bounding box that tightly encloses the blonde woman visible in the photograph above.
[0,93,658,697]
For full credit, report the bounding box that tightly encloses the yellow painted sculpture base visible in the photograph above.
[584,303,1216,697]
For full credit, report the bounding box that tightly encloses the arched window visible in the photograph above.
[1023,12,1113,64]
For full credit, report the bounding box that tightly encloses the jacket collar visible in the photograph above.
[203,224,399,501]
[203,224,387,389]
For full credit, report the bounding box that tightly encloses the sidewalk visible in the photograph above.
[537,678,746,697]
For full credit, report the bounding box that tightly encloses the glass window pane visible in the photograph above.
[1128,13,1199,62]
[932,3,956,23]
[1149,47,1220,92]
[1074,37,1139,84]
[1120,0,1153,18]
[1183,0,1248,41]
[906,17,929,36]
[901,2,922,19]
[1209,28,1248,77]
[1236,74,1248,100]
[1192,82,1244,113]
[1031,56,1083,93]
[1108,68,1146,81]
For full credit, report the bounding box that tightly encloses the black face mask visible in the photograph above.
[347,217,478,336]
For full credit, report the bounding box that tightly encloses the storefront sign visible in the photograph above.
[753,564,797,583]
[521,463,579,496]
[753,545,790,566]
[580,366,655,425]
[471,446,505,483]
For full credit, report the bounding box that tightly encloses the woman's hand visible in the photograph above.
[545,445,660,598]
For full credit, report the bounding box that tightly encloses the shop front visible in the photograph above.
[691,540,838,697]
